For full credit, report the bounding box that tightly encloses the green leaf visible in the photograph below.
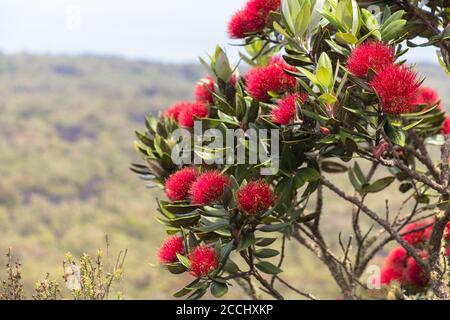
[353,162,366,184]
[222,259,240,273]
[273,21,292,38]
[381,19,406,41]
[254,249,280,258]
[361,8,379,31]
[220,241,234,266]
[255,261,282,275]
[317,53,333,88]
[326,39,351,55]
[336,0,352,31]
[281,0,296,34]
[321,161,348,173]
[348,168,362,191]
[173,287,192,298]
[298,67,319,85]
[176,253,191,269]
[211,282,228,298]
[363,176,395,193]
[349,0,360,35]
[237,232,255,251]
[335,32,358,45]
[294,1,311,37]
[403,119,424,131]
[160,201,200,215]
[259,222,291,232]
[256,237,277,247]
[302,109,330,122]
[215,47,232,82]
[372,30,382,41]
[318,93,337,105]
[167,263,187,275]
[381,10,405,30]
[385,121,406,147]
[297,167,321,183]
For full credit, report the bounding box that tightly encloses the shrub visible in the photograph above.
[132,0,450,300]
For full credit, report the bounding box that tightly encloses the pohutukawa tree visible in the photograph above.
[132,0,450,300]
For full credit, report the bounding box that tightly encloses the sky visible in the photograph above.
[0,0,439,64]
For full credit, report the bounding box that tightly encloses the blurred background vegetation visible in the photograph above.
[0,53,448,299]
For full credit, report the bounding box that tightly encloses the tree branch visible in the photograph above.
[320,175,429,272]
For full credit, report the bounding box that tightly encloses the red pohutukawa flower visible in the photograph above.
[228,0,281,39]
[228,10,249,39]
[177,102,209,127]
[189,245,218,277]
[164,102,189,121]
[380,247,407,285]
[246,56,297,101]
[236,180,275,214]
[194,76,215,105]
[404,253,428,287]
[189,171,231,205]
[346,42,395,77]
[165,167,199,202]
[442,116,450,135]
[271,92,308,125]
[375,220,449,287]
[380,246,430,288]
[414,86,442,110]
[370,64,421,114]
[157,236,185,264]
[401,222,428,246]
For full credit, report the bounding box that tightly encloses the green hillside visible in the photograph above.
[0,54,448,299]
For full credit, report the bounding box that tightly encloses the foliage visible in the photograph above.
[63,247,127,300]
[0,249,25,300]
[0,247,126,300]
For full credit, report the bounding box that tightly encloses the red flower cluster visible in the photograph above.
[157,236,185,264]
[405,251,428,288]
[164,102,189,121]
[178,102,209,127]
[415,86,442,110]
[164,101,208,127]
[381,221,450,288]
[402,222,429,246]
[442,116,450,135]
[246,56,297,101]
[189,245,218,277]
[228,0,281,39]
[346,42,421,115]
[165,168,232,206]
[380,247,407,285]
[347,42,395,78]
[190,171,231,205]
[236,180,276,214]
[194,76,215,105]
[165,167,199,202]
[271,92,308,125]
[381,247,428,288]
[370,64,421,114]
